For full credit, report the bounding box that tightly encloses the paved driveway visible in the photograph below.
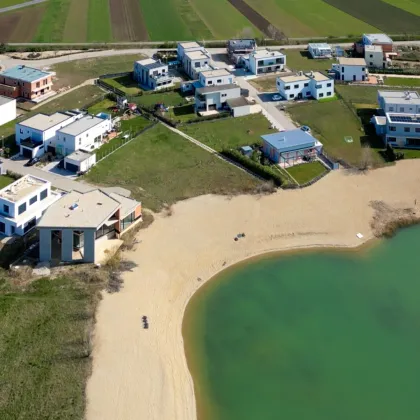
[236,77,296,131]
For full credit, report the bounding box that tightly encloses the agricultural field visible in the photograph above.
[1,0,420,42]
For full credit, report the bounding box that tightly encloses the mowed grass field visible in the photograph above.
[1,0,420,42]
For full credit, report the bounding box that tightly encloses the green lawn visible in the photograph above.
[133,90,188,108]
[286,50,336,72]
[85,123,261,211]
[101,75,142,95]
[180,114,272,152]
[399,149,420,159]
[0,175,14,189]
[335,85,420,107]
[52,55,144,89]
[166,104,196,122]
[287,100,384,167]
[0,274,103,420]
[88,98,117,115]
[384,77,420,87]
[286,161,327,184]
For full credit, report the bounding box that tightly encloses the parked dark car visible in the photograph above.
[24,157,40,167]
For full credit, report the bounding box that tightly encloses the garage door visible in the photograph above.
[21,147,32,158]
[66,162,79,172]
[65,162,79,173]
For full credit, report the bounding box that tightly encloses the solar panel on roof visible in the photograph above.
[389,115,420,123]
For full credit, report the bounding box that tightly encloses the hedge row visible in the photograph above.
[221,149,284,186]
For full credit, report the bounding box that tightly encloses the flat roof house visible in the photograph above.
[38,189,142,263]
[195,84,241,113]
[372,91,420,148]
[0,95,16,127]
[308,43,332,59]
[331,57,367,82]
[365,45,386,69]
[16,111,83,159]
[248,49,286,75]
[55,115,112,157]
[261,129,323,167]
[277,71,334,101]
[133,58,174,91]
[227,39,257,63]
[0,175,61,237]
[0,65,54,101]
[362,33,393,52]
[177,42,212,79]
[64,150,96,174]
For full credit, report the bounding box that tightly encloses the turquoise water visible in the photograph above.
[183,227,420,420]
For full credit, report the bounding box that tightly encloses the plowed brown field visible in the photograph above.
[109,0,149,41]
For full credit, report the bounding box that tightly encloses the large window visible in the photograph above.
[121,212,135,231]
[0,221,5,234]
[29,195,38,206]
[389,126,396,132]
[406,138,420,147]
[404,127,410,133]
[23,218,36,234]
[96,224,115,240]
[40,189,48,200]
[18,202,26,215]
[3,204,9,214]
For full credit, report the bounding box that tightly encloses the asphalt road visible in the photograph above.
[0,0,47,14]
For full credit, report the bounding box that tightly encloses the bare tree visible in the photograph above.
[359,145,374,171]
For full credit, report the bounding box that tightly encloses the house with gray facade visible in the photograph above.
[372,90,420,148]
[133,58,173,90]
[227,39,257,63]
[38,189,142,263]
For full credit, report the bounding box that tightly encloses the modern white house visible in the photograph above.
[64,150,96,173]
[247,49,286,75]
[198,69,234,87]
[133,58,173,90]
[55,115,112,157]
[372,90,420,148]
[38,189,142,263]
[177,41,202,62]
[308,43,332,59]
[177,42,212,79]
[15,111,83,159]
[365,45,386,68]
[0,95,16,127]
[261,129,323,167]
[195,84,241,112]
[0,175,61,237]
[331,57,367,81]
[276,71,334,100]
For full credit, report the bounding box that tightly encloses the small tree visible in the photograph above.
[0,43,6,54]
[359,145,374,170]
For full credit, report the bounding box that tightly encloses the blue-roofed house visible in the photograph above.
[261,129,323,167]
[0,65,54,101]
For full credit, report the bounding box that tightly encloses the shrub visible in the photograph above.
[221,148,284,186]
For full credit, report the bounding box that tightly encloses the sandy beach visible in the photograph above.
[86,160,420,420]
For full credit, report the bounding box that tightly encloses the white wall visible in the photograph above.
[365,50,383,68]
[337,64,367,81]
[0,99,16,127]
[0,180,59,236]
[197,87,241,111]
[199,72,233,86]
[277,77,334,100]
[56,119,111,156]
[65,153,96,172]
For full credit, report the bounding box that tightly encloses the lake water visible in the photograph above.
[183,226,420,420]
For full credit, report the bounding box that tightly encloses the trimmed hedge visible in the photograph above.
[221,148,284,186]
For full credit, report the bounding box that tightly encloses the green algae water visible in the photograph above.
[183,227,420,420]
